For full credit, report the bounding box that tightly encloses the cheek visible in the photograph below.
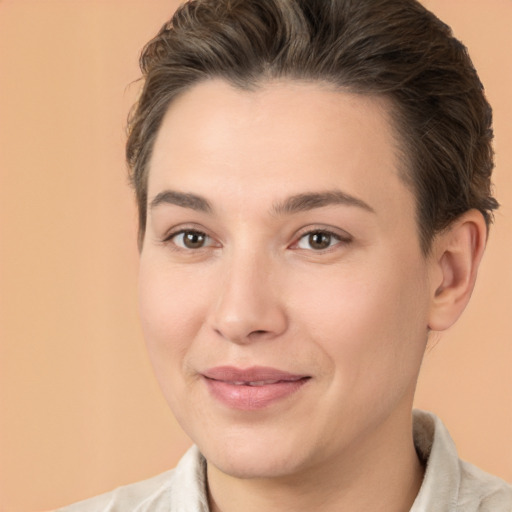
[291,253,429,379]
[138,258,209,372]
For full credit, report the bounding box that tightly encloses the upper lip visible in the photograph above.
[202,366,309,384]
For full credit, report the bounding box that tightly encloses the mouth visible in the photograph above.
[202,366,311,410]
[226,379,303,386]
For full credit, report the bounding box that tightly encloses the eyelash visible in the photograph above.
[163,228,216,250]
[162,227,352,253]
[292,228,352,252]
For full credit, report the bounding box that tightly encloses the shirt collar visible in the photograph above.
[410,409,461,511]
[171,445,210,512]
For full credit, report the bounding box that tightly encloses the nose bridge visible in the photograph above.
[210,243,287,343]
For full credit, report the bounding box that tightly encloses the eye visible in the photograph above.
[295,230,348,251]
[168,229,213,249]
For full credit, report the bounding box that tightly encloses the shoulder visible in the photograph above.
[412,410,512,512]
[55,469,176,511]
[458,460,512,512]
[55,446,209,512]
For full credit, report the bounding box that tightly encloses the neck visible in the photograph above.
[207,411,424,512]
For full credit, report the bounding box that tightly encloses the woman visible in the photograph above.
[58,0,512,510]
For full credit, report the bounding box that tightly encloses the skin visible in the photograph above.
[138,79,487,512]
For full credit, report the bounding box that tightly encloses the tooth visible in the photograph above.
[248,380,279,386]
[226,379,300,386]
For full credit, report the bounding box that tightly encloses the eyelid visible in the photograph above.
[161,224,221,249]
[162,222,209,240]
[290,225,353,251]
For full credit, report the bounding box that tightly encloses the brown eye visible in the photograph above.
[308,232,333,250]
[172,230,209,249]
[296,230,344,251]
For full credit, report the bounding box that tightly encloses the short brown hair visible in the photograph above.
[126,0,498,252]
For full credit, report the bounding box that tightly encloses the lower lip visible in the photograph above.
[204,378,309,410]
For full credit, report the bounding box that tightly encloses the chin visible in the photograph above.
[197,426,313,480]
[208,450,303,480]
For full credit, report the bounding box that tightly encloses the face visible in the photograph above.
[139,80,433,481]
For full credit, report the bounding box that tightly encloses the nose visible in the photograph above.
[208,252,288,344]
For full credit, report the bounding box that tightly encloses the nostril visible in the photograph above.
[249,329,269,337]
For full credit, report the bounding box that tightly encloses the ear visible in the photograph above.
[427,209,488,332]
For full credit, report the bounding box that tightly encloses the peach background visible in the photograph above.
[0,1,510,510]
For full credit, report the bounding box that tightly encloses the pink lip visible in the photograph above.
[202,366,310,410]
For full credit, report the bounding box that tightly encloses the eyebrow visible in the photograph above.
[149,189,375,215]
[150,190,213,213]
[271,191,375,215]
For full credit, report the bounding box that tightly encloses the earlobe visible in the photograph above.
[427,210,488,332]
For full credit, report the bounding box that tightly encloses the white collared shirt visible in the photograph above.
[57,410,512,511]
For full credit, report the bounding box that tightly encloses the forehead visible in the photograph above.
[148,79,414,223]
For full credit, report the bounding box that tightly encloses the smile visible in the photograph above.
[202,366,311,410]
